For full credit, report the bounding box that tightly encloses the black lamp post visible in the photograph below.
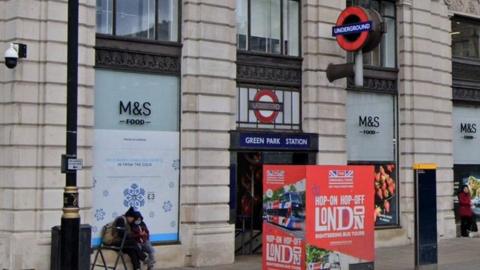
[60,0,80,269]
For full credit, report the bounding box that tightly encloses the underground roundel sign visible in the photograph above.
[251,89,282,124]
[332,6,383,52]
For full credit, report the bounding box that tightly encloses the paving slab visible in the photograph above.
[163,238,480,270]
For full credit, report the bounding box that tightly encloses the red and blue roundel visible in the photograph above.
[333,6,372,52]
[253,89,280,124]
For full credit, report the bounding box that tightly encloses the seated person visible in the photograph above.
[131,211,155,270]
[112,207,147,270]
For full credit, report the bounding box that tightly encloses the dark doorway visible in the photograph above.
[234,151,313,255]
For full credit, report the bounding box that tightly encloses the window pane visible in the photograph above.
[96,0,113,34]
[453,105,480,164]
[347,92,395,161]
[284,0,299,56]
[452,19,480,59]
[382,1,395,17]
[158,0,179,42]
[270,0,281,54]
[236,0,248,50]
[93,70,180,245]
[382,17,396,67]
[251,0,281,54]
[95,69,179,131]
[371,46,381,66]
[116,0,155,39]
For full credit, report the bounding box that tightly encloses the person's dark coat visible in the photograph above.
[131,211,150,243]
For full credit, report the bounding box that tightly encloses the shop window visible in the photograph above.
[452,17,480,60]
[453,105,480,164]
[454,165,480,221]
[96,0,179,42]
[237,86,301,130]
[92,69,180,245]
[347,0,396,68]
[453,105,480,230]
[346,92,398,227]
[236,0,300,56]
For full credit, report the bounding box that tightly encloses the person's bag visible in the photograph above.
[102,221,117,245]
[102,216,126,245]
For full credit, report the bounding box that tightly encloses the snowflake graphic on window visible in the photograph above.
[123,183,146,208]
[169,181,175,189]
[92,178,97,188]
[94,209,106,221]
[103,190,109,197]
[170,221,176,228]
[149,211,155,218]
[163,201,173,212]
[172,159,180,171]
[92,226,98,233]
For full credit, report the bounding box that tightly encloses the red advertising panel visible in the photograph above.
[263,165,374,270]
[305,166,375,269]
[263,166,306,270]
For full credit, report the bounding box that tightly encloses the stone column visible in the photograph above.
[181,0,237,266]
[0,0,96,269]
[302,0,348,165]
[397,0,456,241]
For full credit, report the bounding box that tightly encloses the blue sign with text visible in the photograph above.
[239,133,311,150]
[332,21,372,37]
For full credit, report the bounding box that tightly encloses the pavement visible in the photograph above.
[165,237,480,270]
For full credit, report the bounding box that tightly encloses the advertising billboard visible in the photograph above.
[305,166,375,270]
[263,165,374,270]
[263,166,306,270]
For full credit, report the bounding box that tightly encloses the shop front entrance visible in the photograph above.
[229,131,318,255]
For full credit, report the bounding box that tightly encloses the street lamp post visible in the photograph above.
[60,0,80,269]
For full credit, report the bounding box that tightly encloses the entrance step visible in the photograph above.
[235,230,262,255]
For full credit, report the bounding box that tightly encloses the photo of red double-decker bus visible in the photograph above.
[264,191,305,230]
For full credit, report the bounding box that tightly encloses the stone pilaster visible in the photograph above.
[302,0,348,165]
[180,0,237,266]
[0,0,96,269]
[397,0,456,242]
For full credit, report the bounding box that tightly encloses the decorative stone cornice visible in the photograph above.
[453,87,480,102]
[445,0,480,15]
[236,51,302,87]
[347,76,397,94]
[453,59,480,82]
[237,63,302,87]
[95,47,180,75]
[347,67,398,94]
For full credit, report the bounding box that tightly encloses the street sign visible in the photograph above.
[333,6,383,52]
[251,89,281,124]
[61,154,83,173]
[68,159,83,170]
[332,21,372,36]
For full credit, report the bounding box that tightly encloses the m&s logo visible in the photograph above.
[119,101,152,116]
[460,123,477,134]
[119,101,152,126]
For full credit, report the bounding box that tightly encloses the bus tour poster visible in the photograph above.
[263,166,306,270]
[263,165,375,270]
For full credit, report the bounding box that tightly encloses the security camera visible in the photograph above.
[4,43,27,69]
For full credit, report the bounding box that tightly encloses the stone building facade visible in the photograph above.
[0,0,479,269]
